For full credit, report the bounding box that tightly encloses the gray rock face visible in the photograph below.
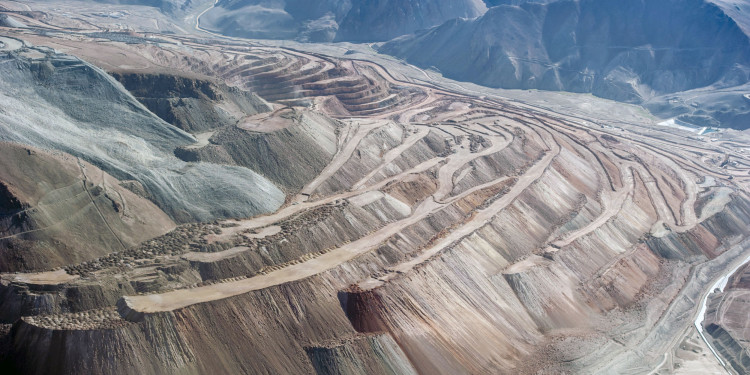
[110,72,273,133]
[380,0,750,128]
[335,0,488,42]
[0,50,285,223]
[199,0,487,42]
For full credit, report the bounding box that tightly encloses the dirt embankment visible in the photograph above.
[0,142,175,272]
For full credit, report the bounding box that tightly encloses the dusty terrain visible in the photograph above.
[1,2,750,374]
[701,258,750,374]
[0,142,175,272]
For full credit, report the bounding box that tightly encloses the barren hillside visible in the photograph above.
[381,0,750,129]
[0,2,749,374]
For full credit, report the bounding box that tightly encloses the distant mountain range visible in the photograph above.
[90,0,750,129]
[198,0,488,42]
[380,0,750,129]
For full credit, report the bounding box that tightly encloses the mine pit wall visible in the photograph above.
[0,281,135,323]
[649,195,750,261]
[194,201,409,281]
[6,136,750,373]
[305,334,418,375]
[0,196,407,325]
[6,247,410,374]
[353,247,544,374]
[316,121,545,198]
[213,53,421,117]
[6,239,421,374]
[702,235,750,375]
[6,203,750,374]
[127,277,381,374]
[338,193,750,371]
[361,132,448,189]
[703,288,750,375]
[316,123,405,195]
[175,110,340,192]
[451,130,545,196]
[553,202,656,300]
[0,283,66,323]
[705,322,750,374]
[10,312,196,375]
[335,151,610,372]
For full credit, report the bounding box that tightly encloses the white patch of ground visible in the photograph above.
[184,131,214,149]
[0,36,23,51]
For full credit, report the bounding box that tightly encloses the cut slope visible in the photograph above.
[0,46,285,222]
[175,108,339,191]
[0,143,175,272]
[111,72,273,133]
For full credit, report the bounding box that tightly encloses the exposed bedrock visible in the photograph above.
[111,72,273,133]
[12,276,375,374]
[200,0,487,42]
[0,281,135,323]
[0,48,285,223]
[338,286,387,334]
[314,122,409,195]
[191,198,410,280]
[0,190,409,323]
[5,136,750,374]
[11,310,193,375]
[647,195,750,261]
[175,108,340,191]
[348,199,750,374]
[3,33,750,374]
[380,0,750,128]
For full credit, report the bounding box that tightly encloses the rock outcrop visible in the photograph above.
[703,257,750,374]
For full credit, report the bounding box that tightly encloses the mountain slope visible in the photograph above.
[1,27,750,375]
[380,0,750,128]
[0,143,175,272]
[335,0,488,42]
[0,47,285,223]
[110,72,273,133]
[199,0,487,42]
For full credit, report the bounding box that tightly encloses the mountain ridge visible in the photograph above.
[380,0,750,128]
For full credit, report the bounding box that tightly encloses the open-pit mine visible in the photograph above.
[1,1,750,374]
